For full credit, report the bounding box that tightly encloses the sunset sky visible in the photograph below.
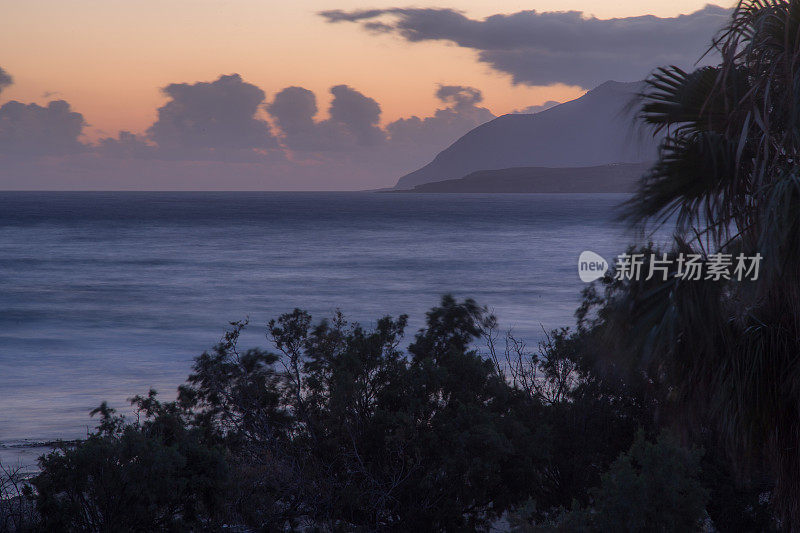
[0,0,731,189]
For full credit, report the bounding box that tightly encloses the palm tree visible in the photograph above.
[606,0,800,524]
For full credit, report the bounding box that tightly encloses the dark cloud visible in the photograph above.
[0,68,87,158]
[435,85,483,107]
[96,131,156,159]
[329,85,384,146]
[266,86,324,150]
[267,82,492,157]
[0,100,86,156]
[0,72,497,189]
[386,84,493,147]
[363,21,395,33]
[320,9,388,23]
[147,73,279,160]
[267,84,385,151]
[320,5,730,88]
[0,67,12,95]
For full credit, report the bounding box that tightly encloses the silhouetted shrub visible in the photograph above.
[25,295,778,530]
[178,296,548,529]
[32,395,228,531]
[558,431,707,532]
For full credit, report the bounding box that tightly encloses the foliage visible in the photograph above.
[175,296,548,530]
[490,324,660,518]
[605,0,800,522]
[23,1,800,530]
[559,431,708,532]
[0,462,37,532]
[26,293,780,531]
[31,394,228,532]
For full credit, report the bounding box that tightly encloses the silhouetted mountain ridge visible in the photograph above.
[396,80,659,189]
[396,163,649,193]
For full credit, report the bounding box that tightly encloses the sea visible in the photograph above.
[0,192,654,467]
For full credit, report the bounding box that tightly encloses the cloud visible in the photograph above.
[96,131,156,159]
[260,82,496,187]
[320,5,730,88]
[321,9,388,23]
[147,73,279,160]
[83,76,494,189]
[265,86,322,150]
[267,82,493,160]
[386,84,494,147]
[0,67,12,95]
[329,85,384,146]
[0,74,498,189]
[267,84,385,151]
[435,85,483,107]
[0,100,86,156]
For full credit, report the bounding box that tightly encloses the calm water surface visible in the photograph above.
[0,192,652,464]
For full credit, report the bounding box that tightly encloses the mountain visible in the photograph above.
[395,81,658,189]
[399,163,649,193]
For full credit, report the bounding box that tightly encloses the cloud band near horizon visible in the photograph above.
[319,5,731,88]
[0,68,502,188]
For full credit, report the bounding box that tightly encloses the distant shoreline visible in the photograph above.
[388,163,650,194]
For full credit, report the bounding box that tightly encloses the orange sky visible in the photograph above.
[0,0,726,140]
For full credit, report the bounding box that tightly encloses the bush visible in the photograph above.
[23,295,780,530]
[32,394,228,532]
[178,296,548,530]
[560,431,708,532]
[0,462,37,532]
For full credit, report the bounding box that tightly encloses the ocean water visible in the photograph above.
[0,192,646,464]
